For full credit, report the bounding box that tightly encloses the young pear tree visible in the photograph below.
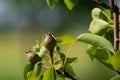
[24,0,120,80]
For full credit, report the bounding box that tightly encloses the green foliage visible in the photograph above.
[56,35,76,45]
[92,8,105,19]
[66,57,77,64]
[87,45,114,70]
[104,30,114,45]
[46,0,56,9]
[77,33,114,53]
[76,8,117,75]
[43,67,57,80]
[103,9,113,23]
[65,64,77,77]
[76,7,119,80]
[64,0,78,10]
[111,75,120,80]
[46,0,78,10]
[59,52,66,62]
[32,41,40,52]
[89,19,110,35]
[38,46,47,58]
[92,8,113,23]
[54,60,63,70]
[90,8,113,35]
[24,64,34,80]
[28,63,42,80]
[112,50,120,72]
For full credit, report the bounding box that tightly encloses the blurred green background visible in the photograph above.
[0,0,119,80]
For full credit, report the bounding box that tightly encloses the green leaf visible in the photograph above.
[111,75,120,80]
[103,9,113,23]
[65,65,77,78]
[33,46,40,52]
[38,46,47,57]
[87,45,97,61]
[36,75,43,80]
[55,46,61,52]
[33,63,42,77]
[56,37,63,43]
[88,53,94,62]
[104,30,114,45]
[55,46,66,63]
[43,67,57,80]
[64,0,78,10]
[32,41,40,52]
[92,8,107,21]
[59,53,66,62]
[54,60,63,70]
[77,33,114,53]
[103,9,111,19]
[59,35,76,45]
[66,57,77,64]
[24,63,34,80]
[87,45,114,70]
[89,19,109,35]
[47,0,56,9]
[112,50,120,72]
[92,8,103,19]
[92,8,113,23]
[28,63,42,80]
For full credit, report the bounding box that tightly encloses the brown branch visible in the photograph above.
[110,0,115,12]
[117,39,120,42]
[113,6,119,52]
[109,0,119,52]
[93,0,110,9]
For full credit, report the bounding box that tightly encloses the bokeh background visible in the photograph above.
[0,0,120,80]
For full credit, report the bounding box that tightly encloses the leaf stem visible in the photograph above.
[41,63,49,69]
[71,52,86,65]
[64,41,76,65]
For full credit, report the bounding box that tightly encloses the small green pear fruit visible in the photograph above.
[26,50,41,64]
